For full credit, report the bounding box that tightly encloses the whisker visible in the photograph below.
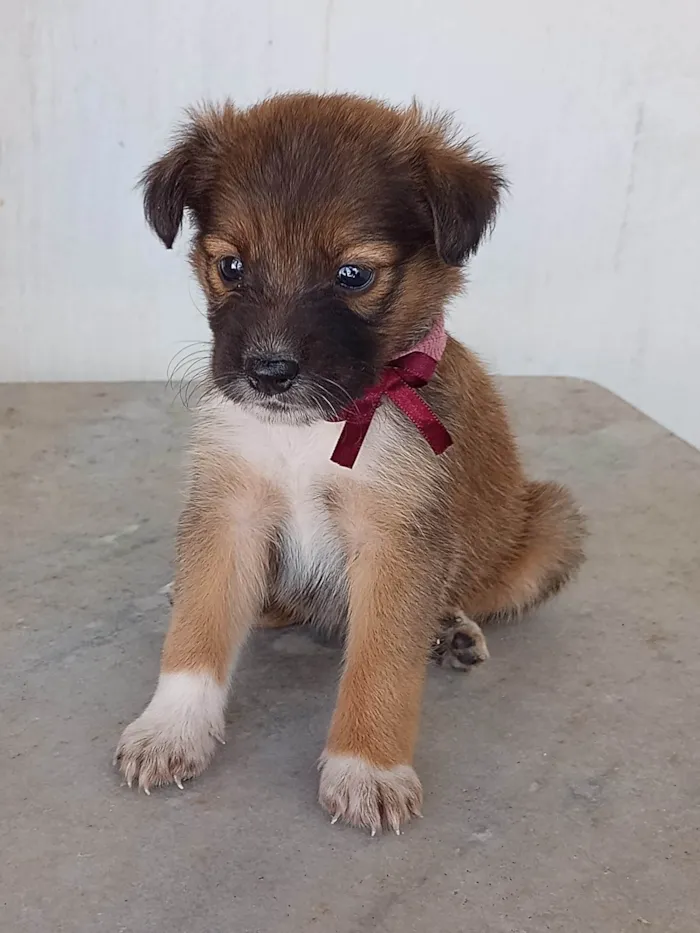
[171,369,212,411]
[187,284,209,320]
[166,342,211,392]
[171,362,208,394]
[167,339,210,367]
[306,386,333,419]
[312,374,356,409]
[309,375,361,418]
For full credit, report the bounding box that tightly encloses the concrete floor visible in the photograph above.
[1,378,699,933]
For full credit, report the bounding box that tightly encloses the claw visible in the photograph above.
[330,814,339,824]
[395,828,401,836]
[215,736,226,745]
[127,779,132,789]
[371,828,377,837]
[175,777,184,790]
[143,786,151,796]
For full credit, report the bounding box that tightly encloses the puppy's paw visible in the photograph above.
[319,754,423,834]
[114,672,225,793]
[432,611,490,671]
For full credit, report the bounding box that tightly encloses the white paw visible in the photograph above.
[114,672,226,793]
[319,753,423,834]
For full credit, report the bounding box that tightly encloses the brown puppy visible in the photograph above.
[115,94,585,833]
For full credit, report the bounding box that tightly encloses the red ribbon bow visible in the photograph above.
[329,321,453,469]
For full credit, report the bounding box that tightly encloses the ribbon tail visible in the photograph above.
[389,383,453,455]
[330,419,372,468]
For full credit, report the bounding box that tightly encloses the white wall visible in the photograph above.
[2,0,699,447]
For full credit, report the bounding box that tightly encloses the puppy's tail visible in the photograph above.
[473,480,587,620]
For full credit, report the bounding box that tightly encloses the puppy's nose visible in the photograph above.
[245,356,300,395]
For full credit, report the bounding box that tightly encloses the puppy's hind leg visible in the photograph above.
[432,610,490,671]
[470,480,586,620]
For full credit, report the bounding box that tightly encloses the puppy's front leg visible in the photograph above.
[320,511,441,833]
[116,460,276,792]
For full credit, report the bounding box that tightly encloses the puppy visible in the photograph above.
[115,94,585,833]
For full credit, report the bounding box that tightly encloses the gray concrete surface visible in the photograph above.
[1,378,699,933]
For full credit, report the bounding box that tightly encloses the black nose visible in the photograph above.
[245,356,300,395]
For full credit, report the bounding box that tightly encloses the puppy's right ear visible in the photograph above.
[140,111,218,249]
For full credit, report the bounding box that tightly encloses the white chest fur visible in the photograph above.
[201,402,355,625]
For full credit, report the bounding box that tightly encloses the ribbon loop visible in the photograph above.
[329,319,453,468]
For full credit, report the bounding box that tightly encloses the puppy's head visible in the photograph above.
[142,94,505,422]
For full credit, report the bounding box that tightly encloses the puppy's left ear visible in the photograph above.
[422,126,507,266]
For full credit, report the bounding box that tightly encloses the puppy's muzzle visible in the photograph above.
[245,355,300,395]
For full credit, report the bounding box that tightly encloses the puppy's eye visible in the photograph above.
[218,255,244,284]
[335,265,374,291]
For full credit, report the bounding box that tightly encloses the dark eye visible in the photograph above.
[218,255,244,284]
[335,264,374,291]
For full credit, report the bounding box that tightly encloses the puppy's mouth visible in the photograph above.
[212,373,354,426]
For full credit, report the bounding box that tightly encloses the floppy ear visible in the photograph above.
[140,110,221,249]
[422,124,507,266]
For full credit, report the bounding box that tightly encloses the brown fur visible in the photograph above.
[116,93,586,832]
[162,449,283,681]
